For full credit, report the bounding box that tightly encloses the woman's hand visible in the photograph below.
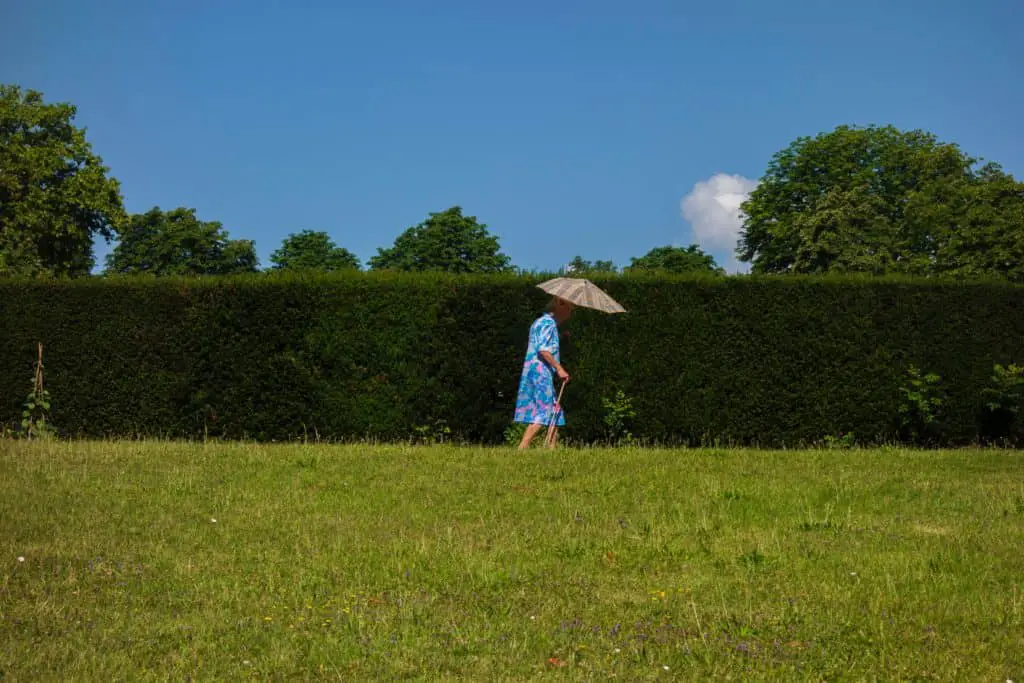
[540,350,569,383]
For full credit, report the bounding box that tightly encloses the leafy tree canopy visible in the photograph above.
[368,207,513,273]
[563,255,618,275]
[105,207,258,276]
[0,84,127,277]
[627,245,724,274]
[270,230,360,271]
[738,124,1024,281]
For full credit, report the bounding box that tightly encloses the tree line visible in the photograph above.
[3,84,1023,281]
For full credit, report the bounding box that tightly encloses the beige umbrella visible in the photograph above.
[536,277,627,313]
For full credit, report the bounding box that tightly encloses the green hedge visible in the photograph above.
[1,273,1022,446]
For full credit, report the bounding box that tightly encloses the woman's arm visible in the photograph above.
[539,350,570,382]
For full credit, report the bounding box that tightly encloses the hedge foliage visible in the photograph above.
[2,272,1023,446]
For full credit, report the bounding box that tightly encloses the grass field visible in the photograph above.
[1,441,1022,681]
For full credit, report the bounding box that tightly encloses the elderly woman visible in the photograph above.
[513,296,574,449]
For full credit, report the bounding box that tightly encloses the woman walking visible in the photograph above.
[513,297,574,449]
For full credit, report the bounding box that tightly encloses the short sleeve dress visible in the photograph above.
[513,312,565,426]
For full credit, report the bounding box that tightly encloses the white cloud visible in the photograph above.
[680,173,758,272]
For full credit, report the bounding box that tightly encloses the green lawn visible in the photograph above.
[1,441,1022,681]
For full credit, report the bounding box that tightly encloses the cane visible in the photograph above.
[545,379,567,448]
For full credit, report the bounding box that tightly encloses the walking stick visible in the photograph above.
[545,380,567,448]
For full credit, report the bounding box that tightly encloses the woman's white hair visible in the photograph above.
[546,297,572,313]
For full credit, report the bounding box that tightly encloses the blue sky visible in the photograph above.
[4,0,1022,273]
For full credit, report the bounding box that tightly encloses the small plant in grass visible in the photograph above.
[897,364,945,445]
[823,432,856,449]
[739,547,768,569]
[979,362,1024,445]
[411,418,451,445]
[21,343,56,440]
[601,388,637,445]
[503,422,527,446]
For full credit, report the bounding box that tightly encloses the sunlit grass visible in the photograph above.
[1,441,1022,680]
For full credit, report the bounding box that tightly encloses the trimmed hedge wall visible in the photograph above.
[1,273,1022,445]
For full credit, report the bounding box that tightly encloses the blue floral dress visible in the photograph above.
[514,312,565,426]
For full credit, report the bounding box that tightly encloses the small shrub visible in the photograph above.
[21,343,56,440]
[897,365,945,445]
[601,389,637,445]
[979,362,1024,444]
[503,422,527,446]
[411,418,452,445]
[823,432,856,449]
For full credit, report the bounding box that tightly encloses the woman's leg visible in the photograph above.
[518,422,544,449]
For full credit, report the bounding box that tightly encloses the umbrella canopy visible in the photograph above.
[537,277,627,313]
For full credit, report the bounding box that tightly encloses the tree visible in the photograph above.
[930,164,1024,282]
[105,207,258,276]
[368,206,512,273]
[270,230,360,271]
[737,124,1024,280]
[627,245,724,274]
[563,255,617,275]
[0,85,127,277]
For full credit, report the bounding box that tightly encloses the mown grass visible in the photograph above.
[1,441,1022,681]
